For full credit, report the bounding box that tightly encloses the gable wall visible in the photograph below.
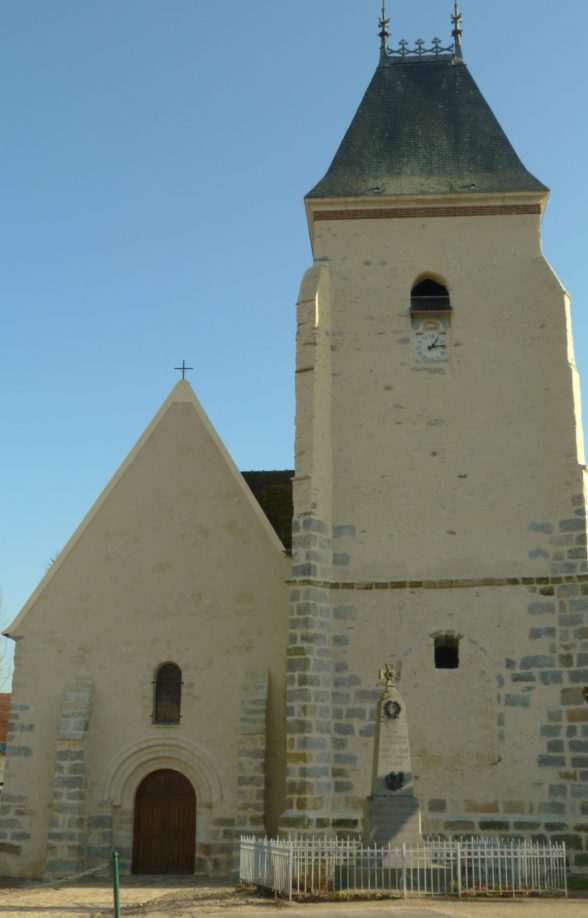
[1,397,289,876]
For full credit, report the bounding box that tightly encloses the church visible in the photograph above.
[2,5,588,877]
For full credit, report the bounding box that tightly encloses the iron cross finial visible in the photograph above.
[378,0,390,59]
[174,360,193,380]
[451,1,463,59]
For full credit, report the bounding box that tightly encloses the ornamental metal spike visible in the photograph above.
[378,0,390,61]
[451,0,464,59]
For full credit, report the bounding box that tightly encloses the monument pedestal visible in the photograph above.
[365,794,422,846]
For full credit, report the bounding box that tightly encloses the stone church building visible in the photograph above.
[2,8,588,877]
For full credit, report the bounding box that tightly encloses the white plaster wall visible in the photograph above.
[310,206,584,580]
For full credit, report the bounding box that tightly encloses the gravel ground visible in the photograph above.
[0,876,586,918]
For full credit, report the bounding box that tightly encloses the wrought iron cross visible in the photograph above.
[174,360,193,380]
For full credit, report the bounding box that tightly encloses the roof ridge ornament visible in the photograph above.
[451,0,464,60]
[379,1,464,63]
[378,1,390,63]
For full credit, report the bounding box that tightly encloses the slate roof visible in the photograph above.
[308,57,547,199]
[242,471,294,552]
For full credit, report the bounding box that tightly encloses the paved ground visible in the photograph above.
[0,877,586,918]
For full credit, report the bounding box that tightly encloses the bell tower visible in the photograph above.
[282,5,588,866]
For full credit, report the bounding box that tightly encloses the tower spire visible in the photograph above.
[378,1,390,62]
[451,0,464,59]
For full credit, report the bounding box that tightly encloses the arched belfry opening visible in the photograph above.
[132,769,196,874]
[411,278,451,313]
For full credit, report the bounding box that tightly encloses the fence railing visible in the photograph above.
[240,836,567,900]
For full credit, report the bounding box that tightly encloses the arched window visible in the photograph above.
[153,663,182,724]
[434,635,460,670]
[411,278,451,312]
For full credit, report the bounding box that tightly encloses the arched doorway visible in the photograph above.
[132,769,196,874]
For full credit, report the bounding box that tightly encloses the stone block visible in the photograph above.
[539,801,565,815]
[428,799,447,813]
[570,741,588,755]
[529,522,553,534]
[541,725,562,738]
[552,563,578,574]
[562,688,584,706]
[333,553,350,566]
[530,627,557,639]
[505,694,531,708]
[334,525,357,538]
[561,613,584,627]
[7,746,32,757]
[521,654,555,669]
[540,671,564,685]
[444,820,476,832]
[558,585,581,598]
[538,755,566,767]
[0,842,21,855]
[334,722,354,736]
[297,518,327,537]
[528,603,557,616]
[464,800,499,814]
[547,741,565,754]
[560,519,586,532]
[570,670,588,684]
[551,834,583,849]
[504,801,526,813]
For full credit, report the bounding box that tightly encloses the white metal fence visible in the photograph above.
[240,836,567,900]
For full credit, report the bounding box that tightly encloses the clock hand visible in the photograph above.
[427,336,440,351]
[430,342,447,349]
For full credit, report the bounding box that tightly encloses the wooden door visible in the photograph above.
[132,769,196,874]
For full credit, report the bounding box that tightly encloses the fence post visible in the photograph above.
[289,844,293,902]
[402,843,407,899]
[456,842,462,899]
[112,849,121,918]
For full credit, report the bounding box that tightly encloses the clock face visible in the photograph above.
[414,321,448,363]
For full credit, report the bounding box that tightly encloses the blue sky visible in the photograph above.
[1,1,587,686]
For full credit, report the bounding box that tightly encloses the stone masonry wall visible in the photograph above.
[282,515,335,834]
[235,669,269,845]
[0,699,35,863]
[314,491,588,870]
[44,677,94,878]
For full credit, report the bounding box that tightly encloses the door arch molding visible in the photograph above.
[103,737,223,809]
